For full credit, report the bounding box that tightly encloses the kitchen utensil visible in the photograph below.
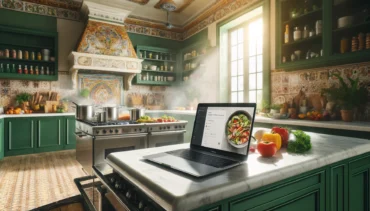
[104,106,119,121]
[338,16,354,28]
[130,108,145,121]
[150,65,157,71]
[73,102,95,121]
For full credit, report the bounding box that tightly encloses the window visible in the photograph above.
[229,18,263,105]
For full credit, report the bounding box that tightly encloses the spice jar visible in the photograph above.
[24,65,28,74]
[366,33,370,49]
[315,20,322,35]
[30,66,34,75]
[35,66,39,75]
[293,27,302,41]
[46,67,50,75]
[340,37,349,53]
[37,52,42,60]
[351,36,358,52]
[358,33,365,50]
[31,52,35,60]
[11,49,16,59]
[17,50,22,59]
[4,49,9,58]
[40,66,45,75]
[24,51,29,60]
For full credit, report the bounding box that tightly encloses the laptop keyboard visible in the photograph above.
[167,149,238,168]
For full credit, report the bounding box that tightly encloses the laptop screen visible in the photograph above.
[191,104,256,156]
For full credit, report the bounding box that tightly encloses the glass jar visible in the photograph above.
[293,27,302,41]
[303,25,309,39]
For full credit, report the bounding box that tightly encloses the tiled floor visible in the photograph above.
[0,150,86,211]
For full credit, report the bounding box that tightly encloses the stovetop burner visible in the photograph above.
[79,120,138,126]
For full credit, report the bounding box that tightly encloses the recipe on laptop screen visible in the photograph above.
[191,106,256,155]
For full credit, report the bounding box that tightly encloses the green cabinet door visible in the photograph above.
[329,164,348,211]
[349,156,370,211]
[64,116,76,149]
[34,117,63,153]
[0,118,4,160]
[4,118,35,156]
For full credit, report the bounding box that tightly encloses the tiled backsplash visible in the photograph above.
[271,62,370,105]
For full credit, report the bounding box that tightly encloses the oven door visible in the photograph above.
[93,133,147,167]
[148,130,186,148]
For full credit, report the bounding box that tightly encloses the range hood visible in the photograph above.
[68,0,142,90]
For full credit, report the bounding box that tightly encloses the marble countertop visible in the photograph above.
[146,110,370,132]
[107,129,370,211]
[0,113,75,119]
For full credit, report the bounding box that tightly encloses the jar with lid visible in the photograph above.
[17,65,22,74]
[30,66,34,75]
[18,50,22,59]
[315,20,322,35]
[303,25,309,38]
[351,36,358,52]
[293,27,302,41]
[358,33,365,50]
[24,51,29,60]
[31,52,35,60]
[24,65,28,74]
[4,49,9,58]
[37,52,42,60]
[11,49,16,59]
[35,66,39,75]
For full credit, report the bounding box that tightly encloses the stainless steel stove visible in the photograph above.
[76,120,187,175]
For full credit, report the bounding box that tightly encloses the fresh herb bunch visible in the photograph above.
[287,130,311,153]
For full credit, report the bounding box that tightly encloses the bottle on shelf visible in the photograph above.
[30,65,34,75]
[40,66,45,75]
[17,65,22,74]
[37,52,42,61]
[11,50,16,59]
[303,25,309,39]
[24,51,29,60]
[284,25,290,43]
[11,64,16,73]
[358,33,365,51]
[24,65,28,74]
[0,63,3,73]
[351,36,358,52]
[293,27,302,41]
[6,64,10,73]
[315,20,322,35]
[31,52,35,60]
[46,67,50,75]
[35,66,39,75]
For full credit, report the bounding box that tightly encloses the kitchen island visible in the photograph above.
[0,113,76,159]
[99,129,370,211]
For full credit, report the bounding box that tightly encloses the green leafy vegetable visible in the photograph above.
[287,130,311,153]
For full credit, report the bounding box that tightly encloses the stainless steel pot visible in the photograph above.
[103,106,118,121]
[96,111,107,123]
[130,108,145,121]
[73,102,95,121]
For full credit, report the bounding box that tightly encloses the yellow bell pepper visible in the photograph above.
[262,133,282,150]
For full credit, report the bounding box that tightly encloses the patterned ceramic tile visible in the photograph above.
[77,21,137,57]
[0,80,10,88]
[33,81,39,88]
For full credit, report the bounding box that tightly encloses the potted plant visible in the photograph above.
[322,74,368,122]
[261,101,270,113]
[270,104,282,114]
[79,88,90,99]
[16,93,31,110]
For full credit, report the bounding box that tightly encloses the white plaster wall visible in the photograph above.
[57,19,85,72]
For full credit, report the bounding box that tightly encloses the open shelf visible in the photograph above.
[142,58,176,63]
[0,73,57,81]
[282,8,323,25]
[0,57,55,64]
[141,70,176,74]
[283,34,322,47]
[133,79,173,86]
[183,54,205,62]
[333,21,370,33]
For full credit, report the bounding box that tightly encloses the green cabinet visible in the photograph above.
[276,0,370,71]
[34,117,63,153]
[195,153,370,211]
[0,118,4,159]
[3,116,75,157]
[4,117,35,156]
[348,156,370,211]
[64,116,76,149]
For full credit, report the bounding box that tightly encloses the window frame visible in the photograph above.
[227,16,263,104]
[217,0,270,108]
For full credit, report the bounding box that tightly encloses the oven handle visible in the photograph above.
[92,166,134,211]
[95,133,148,140]
[74,176,97,211]
[149,130,186,136]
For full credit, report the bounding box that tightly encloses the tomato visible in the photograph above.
[271,127,289,147]
[257,141,277,157]
[157,118,163,122]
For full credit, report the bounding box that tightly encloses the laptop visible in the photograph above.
[144,103,256,177]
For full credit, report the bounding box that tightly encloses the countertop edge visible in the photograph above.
[0,113,75,118]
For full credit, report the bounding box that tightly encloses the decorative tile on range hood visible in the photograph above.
[69,1,142,91]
